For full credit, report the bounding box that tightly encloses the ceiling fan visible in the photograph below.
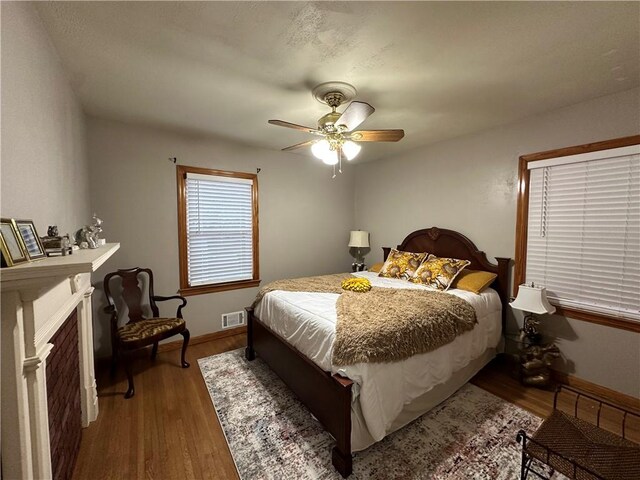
[268,82,404,176]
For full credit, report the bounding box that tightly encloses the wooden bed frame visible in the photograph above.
[245,226,511,477]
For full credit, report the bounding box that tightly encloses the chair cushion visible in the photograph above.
[118,318,185,343]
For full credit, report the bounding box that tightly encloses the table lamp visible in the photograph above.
[510,283,556,344]
[348,230,369,272]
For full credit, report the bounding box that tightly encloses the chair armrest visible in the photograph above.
[152,295,187,319]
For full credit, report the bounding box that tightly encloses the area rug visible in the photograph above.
[199,349,563,479]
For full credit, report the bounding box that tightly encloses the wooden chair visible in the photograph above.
[104,267,190,399]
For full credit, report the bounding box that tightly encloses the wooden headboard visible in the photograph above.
[382,226,511,328]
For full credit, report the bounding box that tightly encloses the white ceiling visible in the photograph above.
[36,1,639,162]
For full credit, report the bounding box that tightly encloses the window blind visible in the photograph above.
[525,145,640,321]
[185,173,254,287]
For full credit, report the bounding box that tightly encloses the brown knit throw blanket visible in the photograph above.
[253,274,477,366]
[252,273,352,308]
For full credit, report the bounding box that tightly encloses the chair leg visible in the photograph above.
[151,342,159,361]
[180,329,190,368]
[124,351,135,399]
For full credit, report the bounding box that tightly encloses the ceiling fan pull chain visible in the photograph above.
[339,150,343,174]
[332,164,336,179]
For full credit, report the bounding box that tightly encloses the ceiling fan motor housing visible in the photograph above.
[317,111,343,131]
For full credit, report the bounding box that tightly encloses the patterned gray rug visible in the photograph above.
[199,349,562,480]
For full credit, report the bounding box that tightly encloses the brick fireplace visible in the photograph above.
[1,244,119,479]
[46,309,82,480]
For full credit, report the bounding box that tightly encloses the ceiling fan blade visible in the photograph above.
[334,101,375,131]
[268,119,319,134]
[349,129,405,142]
[282,140,316,151]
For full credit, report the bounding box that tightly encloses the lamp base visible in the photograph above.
[521,313,542,346]
[351,262,366,272]
[525,332,542,345]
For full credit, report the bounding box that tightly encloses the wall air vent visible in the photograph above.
[222,311,246,329]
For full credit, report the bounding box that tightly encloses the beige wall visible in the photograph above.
[355,88,640,397]
[87,117,355,358]
[1,3,89,234]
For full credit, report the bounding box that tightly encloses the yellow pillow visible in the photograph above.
[378,249,428,280]
[410,254,470,291]
[452,269,497,294]
[368,262,384,273]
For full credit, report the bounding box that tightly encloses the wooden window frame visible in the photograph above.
[514,134,640,333]
[177,165,260,296]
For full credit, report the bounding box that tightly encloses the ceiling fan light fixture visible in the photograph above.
[342,141,361,161]
[312,140,339,165]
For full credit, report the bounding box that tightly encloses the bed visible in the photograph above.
[245,227,511,477]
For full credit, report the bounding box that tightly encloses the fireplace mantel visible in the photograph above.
[1,243,119,479]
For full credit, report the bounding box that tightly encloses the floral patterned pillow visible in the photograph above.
[410,254,471,291]
[378,249,428,280]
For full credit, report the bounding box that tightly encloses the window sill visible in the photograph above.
[553,305,640,333]
[179,279,261,296]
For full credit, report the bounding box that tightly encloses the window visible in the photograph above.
[515,136,640,332]
[177,165,259,295]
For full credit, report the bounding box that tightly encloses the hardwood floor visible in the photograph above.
[72,334,244,480]
[73,333,638,479]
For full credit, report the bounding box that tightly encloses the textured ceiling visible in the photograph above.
[36,1,640,162]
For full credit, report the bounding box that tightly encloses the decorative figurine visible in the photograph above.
[75,213,104,249]
[520,343,560,387]
[92,213,103,238]
[41,225,72,256]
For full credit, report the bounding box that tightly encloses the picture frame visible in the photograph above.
[14,219,46,261]
[0,218,29,266]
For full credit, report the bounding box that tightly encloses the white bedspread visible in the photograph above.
[255,271,502,445]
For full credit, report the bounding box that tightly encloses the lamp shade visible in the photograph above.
[510,284,556,315]
[348,230,369,248]
[342,141,361,161]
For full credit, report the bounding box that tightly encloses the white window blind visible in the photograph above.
[185,173,254,287]
[525,145,640,321]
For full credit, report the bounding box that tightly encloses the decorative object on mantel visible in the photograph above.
[511,283,559,388]
[14,219,46,261]
[348,230,369,272]
[75,213,104,249]
[41,225,73,256]
[0,218,29,267]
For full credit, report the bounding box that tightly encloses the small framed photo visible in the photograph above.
[0,218,29,266]
[14,219,46,261]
